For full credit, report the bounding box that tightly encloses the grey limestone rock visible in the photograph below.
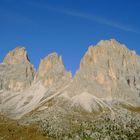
[0,47,35,92]
[1,40,140,139]
[66,39,140,106]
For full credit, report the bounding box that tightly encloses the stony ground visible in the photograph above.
[20,100,140,140]
[0,107,140,140]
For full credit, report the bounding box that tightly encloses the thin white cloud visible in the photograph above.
[25,1,140,34]
[65,11,136,33]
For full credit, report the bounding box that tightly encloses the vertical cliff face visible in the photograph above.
[1,40,140,140]
[79,39,140,82]
[67,39,140,105]
[0,50,72,118]
[3,47,29,64]
[35,53,72,88]
[0,39,140,120]
[0,40,140,104]
[36,53,63,79]
[0,47,35,92]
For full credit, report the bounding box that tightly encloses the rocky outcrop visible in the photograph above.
[0,51,72,118]
[0,39,140,118]
[35,53,72,95]
[1,40,140,140]
[67,39,140,106]
[35,53,71,85]
[36,53,63,79]
[0,47,35,92]
[3,47,29,64]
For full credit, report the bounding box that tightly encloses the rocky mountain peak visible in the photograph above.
[80,39,137,69]
[0,40,140,140]
[0,47,35,92]
[36,52,63,79]
[68,39,140,106]
[3,47,29,65]
[35,52,71,89]
[97,39,121,47]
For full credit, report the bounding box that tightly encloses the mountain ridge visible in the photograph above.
[0,39,140,140]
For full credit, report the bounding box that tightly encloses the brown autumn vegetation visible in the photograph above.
[0,114,51,140]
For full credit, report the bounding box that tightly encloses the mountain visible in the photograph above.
[0,39,140,140]
[66,39,140,106]
[0,47,35,92]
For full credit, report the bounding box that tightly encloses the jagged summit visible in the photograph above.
[0,47,35,92]
[80,39,138,69]
[97,39,122,47]
[0,39,140,112]
[0,39,140,140]
[64,39,139,106]
[44,52,60,60]
[3,47,30,65]
[35,52,65,80]
[34,52,71,90]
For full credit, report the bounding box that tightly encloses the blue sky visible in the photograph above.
[0,0,140,74]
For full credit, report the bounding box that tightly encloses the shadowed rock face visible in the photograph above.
[0,47,35,92]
